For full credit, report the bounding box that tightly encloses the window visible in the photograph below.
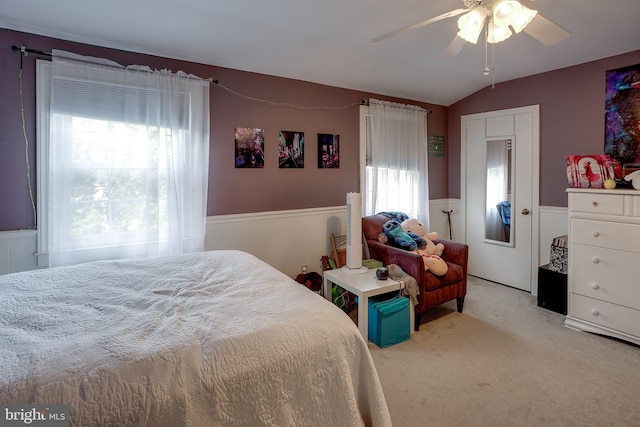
[36,52,210,267]
[360,99,429,224]
[364,167,418,218]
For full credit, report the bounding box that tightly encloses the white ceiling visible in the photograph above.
[2,0,639,106]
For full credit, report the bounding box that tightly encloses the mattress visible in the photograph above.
[0,250,391,426]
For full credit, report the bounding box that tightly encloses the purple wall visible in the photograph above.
[6,26,634,231]
[448,50,640,207]
[0,28,447,231]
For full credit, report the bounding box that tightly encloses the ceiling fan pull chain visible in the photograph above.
[491,35,495,89]
[484,23,490,76]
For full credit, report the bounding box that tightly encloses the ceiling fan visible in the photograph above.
[371,0,571,60]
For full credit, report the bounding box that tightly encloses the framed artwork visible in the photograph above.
[278,130,304,168]
[428,135,445,157]
[565,154,614,188]
[318,133,339,168]
[604,64,640,165]
[235,127,264,168]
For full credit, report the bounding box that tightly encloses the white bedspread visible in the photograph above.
[0,250,391,427]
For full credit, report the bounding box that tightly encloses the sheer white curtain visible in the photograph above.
[485,139,509,241]
[365,99,429,224]
[43,50,210,267]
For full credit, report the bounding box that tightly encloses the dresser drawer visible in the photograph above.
[571,245,640,308]
[571,219,640,253]
[570,293,640,338]
[570,192,624,215]
[570,243,639,280]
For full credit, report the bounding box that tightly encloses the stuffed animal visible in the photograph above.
[388,264,419,306]
[420,253,448,276]
[401,218,444,257]
[401,218,448,275]
[382,219,426,251]
[624,170,640,190]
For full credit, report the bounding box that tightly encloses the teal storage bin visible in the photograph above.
[368,295,410,348]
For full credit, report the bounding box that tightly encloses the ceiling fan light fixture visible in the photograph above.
[510,5,538,33]
[492,1,521,28]
[457,6,488,44]
[487,22,512,43]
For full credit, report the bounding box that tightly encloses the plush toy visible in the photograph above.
[388,264,419,307]
[401,218,444,257]
[624,170,640,189]
[382,219,426,251]
[420,253,448,276]
[401,218,448,275]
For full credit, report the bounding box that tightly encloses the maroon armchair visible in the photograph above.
[362,214,469,330]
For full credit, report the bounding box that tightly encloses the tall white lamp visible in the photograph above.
[342,192,368,274]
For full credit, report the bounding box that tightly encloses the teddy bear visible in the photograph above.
[401,218,448,276]
[381,219,426,251]
[401,218,444,256]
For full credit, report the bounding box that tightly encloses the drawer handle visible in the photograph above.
[592,201,599,207]
[592,257,600,264]
[591,309,600,317]
[592,231,600,238]
[591,283,600,291]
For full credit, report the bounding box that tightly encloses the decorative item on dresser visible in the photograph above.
[565,188,640,346]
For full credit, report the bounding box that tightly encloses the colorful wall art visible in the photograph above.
[317,133,339,168]
[235,127,265,168]
[278,131,304,168]
[604,64,640,166]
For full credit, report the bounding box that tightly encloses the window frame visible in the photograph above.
[35,59,204,267]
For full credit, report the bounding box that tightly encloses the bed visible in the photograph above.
[0,250,391,426]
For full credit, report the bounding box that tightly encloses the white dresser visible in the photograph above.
[565,188,640,346]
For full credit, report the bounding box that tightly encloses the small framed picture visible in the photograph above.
[235,127,264,168]
[278,130,304,168]
[565,154,614,188]
[318,133,339,168]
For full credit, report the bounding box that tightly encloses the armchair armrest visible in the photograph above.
[435,239,469,269]
[366,240,425,283]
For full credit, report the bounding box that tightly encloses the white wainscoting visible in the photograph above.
[1,203,568,281]
[205,200,465,279]
[429,199,463,242]
[538,206,568,266]
[0,229,39,275]
[205,206,347,279]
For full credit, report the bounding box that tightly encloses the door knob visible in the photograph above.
[521,208,530,215]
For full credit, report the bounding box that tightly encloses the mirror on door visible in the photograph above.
[485,138,513,245]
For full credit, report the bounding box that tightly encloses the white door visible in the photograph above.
[462,106,539,292]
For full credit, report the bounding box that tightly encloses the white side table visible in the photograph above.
[323,268,414,340]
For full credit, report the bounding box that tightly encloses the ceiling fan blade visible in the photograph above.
[371,8,469,43]
[440,35,467,59]
[523,14,571,46]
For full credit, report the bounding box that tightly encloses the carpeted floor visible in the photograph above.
[368,276,640,427]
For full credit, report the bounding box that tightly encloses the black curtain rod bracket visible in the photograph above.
[11,45,52,57]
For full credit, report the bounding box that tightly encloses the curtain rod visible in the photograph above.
[10,45,432,112]
[10,45,214,83]
[11,45,51,57]
[363,98,433,114]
